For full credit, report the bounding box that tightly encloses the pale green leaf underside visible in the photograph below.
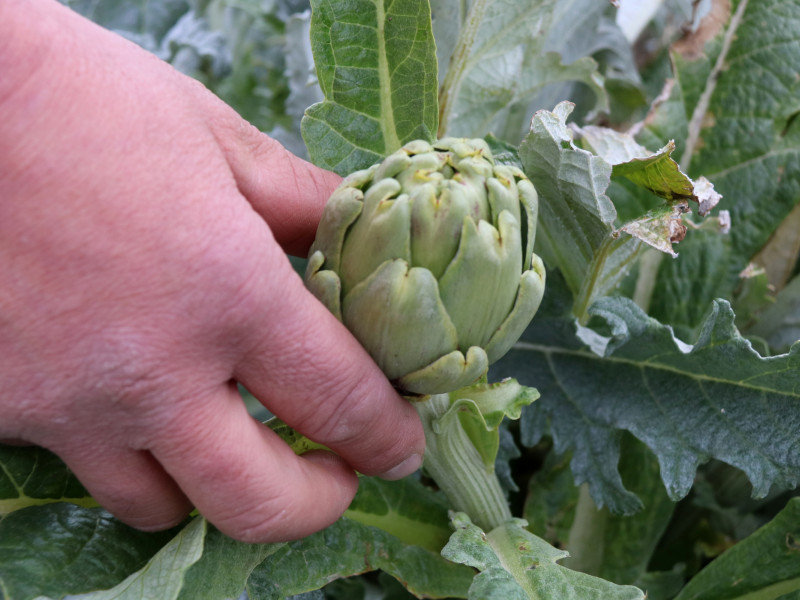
[577,127,695,202]
[519,101,615,296]
[302,0,438,175]
[494,296,800,514]
[436,0,608,141]
[442,513,644,600]
[65,516,206,600]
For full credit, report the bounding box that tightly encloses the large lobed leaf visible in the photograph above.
[301,0,439,174]
[493,295,800,515]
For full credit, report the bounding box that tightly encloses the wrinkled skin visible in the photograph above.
[0,0,424,543]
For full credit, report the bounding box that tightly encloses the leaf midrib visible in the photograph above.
[512,341,799,398]
[680,0,750,171]
[376,1,400,152]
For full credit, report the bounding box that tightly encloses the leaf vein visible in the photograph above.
[514,342,798,398]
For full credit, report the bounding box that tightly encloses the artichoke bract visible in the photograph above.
[305,138,545,395]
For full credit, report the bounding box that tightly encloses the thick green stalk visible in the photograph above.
[563,483,608,576]
[632,249,664,313]
[413,393,512,532]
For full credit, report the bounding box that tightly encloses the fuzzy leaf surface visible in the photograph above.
[242,477,471,598]
[518,102,615,296]
[342,476,455,553]
[302,0,438,174]
[175,523,281,600]
[493,296,800,514]
[246,514,472,599]
[442,513,645,599]
[64,516,206,600]
[0,504,177,600]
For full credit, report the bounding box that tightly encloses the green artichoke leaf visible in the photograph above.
[439,212,523,350]
[301,0,438,174]
[517,178,539,270]
[339,184,411,295]
[304,252,343,321]
[432,396,498,470]
[442,513,645,600]
[397,346,489,396]
[306,185,365,276]
[410,182,474,280]
[485,255,546,364]
[449,378,539,430]
[342,259,459,382]
[486,166,523,226]
[425,378,538,470]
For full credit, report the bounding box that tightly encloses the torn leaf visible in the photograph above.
[692,175,723,216]
[575,125,722,215]
[620,201,690,257]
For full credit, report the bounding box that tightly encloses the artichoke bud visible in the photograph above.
[305,138,545,395]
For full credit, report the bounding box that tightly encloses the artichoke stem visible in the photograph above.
[413,393,512,532]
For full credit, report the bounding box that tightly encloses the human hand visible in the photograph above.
[0,0,424,542]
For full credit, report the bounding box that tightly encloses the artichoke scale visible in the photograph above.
[438,211,523,351]
[516,177,539,270]
[342,259,460,381]
[485,167,522,226]
[409,182,471,280]
[305,251,343,320]
[485,254,546,364]
[396,346,489,396]
[308,187,364,275]
[339,185,411,295]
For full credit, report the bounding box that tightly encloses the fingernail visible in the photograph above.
[378,453,423,481]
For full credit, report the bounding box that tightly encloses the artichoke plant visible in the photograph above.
[305,138,545,396]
